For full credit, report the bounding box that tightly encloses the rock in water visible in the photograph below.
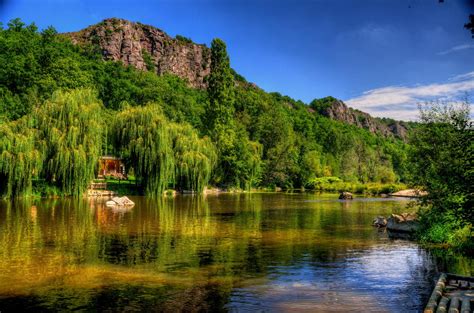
[339,191,353,200]
[373,216,387,227]
[386,213,419,233]
[106,196,135,207]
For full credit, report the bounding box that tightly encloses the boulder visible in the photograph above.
[106,196,135,207]
[386,213,420,233]
[339,191,353,200]
[373,216,387,228]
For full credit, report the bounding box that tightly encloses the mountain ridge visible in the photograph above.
[310,97,410,139]
[66,18,409,139]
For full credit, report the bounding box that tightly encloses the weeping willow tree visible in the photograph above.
[170,123,217,193]
[36,89,104,196]
[114,104,175,197]
[113,104,216,196]
[0,117,43,197]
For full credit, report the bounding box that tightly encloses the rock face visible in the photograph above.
[339,191,353,200]
[386,213,420,233]
[67,18,211,89]
[313,97,410,139]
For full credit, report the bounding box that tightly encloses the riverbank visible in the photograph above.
[111,181,408,197]
[30,177,408,198]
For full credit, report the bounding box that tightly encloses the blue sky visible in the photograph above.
[1,0,473,120]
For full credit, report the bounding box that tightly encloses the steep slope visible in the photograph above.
[310,97,410,139]
[67,18,210,89]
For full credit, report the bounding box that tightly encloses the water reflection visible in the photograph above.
[0,193,472,312]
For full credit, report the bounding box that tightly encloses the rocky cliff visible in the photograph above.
[67,18,210,89]
[311,97,409,139]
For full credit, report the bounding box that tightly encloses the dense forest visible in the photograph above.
[0,18,410,198]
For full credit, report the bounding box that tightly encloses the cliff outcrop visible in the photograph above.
[67,18,210,88]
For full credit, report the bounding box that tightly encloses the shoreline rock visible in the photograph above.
[372,212,420,234]
[386,213,420,233]
[390,189,427,198]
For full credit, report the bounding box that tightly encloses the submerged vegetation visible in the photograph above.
[0,19,410,197]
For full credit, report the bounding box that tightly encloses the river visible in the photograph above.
[0,193,472,312]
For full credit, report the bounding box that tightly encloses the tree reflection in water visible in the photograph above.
[0,193,472,312]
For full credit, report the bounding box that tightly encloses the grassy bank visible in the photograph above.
[418,212,474,254]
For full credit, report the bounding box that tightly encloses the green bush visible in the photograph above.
[175,35,192,44]
[305,178,405,195]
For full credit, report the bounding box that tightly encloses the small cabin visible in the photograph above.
[98,156,126,179]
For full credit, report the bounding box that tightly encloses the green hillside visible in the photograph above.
[0,19,408,197]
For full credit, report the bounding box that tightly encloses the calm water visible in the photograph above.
[0,193,472,312]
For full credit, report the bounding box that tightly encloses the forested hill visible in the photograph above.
[310,97,412,139]
[66,18,210,89]
[66,18,410,139]
[0,18,410,197]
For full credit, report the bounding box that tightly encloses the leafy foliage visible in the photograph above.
[170,123,217,192]
[36,89,104,196]
[0,19,412,197]
[142,49,155,72]
[206,38,262,189]
[0,116,43,197]
[207,38,235,129]
[410,100,473,250]
[113,104,216,196]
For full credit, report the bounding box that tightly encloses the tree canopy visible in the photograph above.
[410,101,473,250]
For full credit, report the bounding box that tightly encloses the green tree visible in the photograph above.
[410,100,473,248]
[36,89,104,196]
[206,38,262,189]
[207,38,235,129]
[113,104,216,195]
[0,116,43,197]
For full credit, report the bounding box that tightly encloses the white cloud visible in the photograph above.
[449,71,474,82]
[345,71,474,121]
[437,44,474,56]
